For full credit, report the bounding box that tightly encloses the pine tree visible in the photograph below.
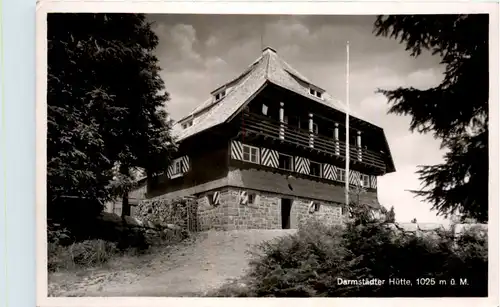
[373,15,489,222]
[47,13,175,220]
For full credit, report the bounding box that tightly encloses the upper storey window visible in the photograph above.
[242,144,259,164]
[278,153,293,171]
[338,168,346,182]
[361,174,370,188]
[174,159,182,175]
[310,161,322,177]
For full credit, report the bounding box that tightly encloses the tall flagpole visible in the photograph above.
[345,41,350,207]
[260,16,264,50]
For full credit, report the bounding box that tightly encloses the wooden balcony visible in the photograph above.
[240,112,387,172]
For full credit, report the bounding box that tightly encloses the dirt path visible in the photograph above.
[48,229,296,297]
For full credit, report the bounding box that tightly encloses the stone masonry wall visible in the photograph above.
[224,191,281,230]
[197,193,227,231]
[292,199,343,228]
[134,197,198,232]
[133,188,486,236]
[196,188,344,231]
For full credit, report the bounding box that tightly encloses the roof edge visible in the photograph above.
[380,127,396,174]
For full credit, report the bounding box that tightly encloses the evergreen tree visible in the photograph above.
[47,13,175,219]
[373,15,489,222]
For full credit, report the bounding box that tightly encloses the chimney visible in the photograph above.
[262,46,277,54]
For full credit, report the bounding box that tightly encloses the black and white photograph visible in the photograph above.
[39,5,496,303]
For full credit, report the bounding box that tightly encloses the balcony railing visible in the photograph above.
[240,112,386,171]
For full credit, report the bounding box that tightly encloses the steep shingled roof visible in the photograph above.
[173,46,369,142]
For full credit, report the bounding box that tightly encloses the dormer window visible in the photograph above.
[309,88,323,99]
[181,120,194,129]
[214,89,226,101]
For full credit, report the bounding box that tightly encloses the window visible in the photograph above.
[308,201,321,214]
[174,159,182,174]
[169,158,184,179]
[309,88,323,99]
[310,161,322,177]
[248,193,256,205]
[242,145,259,164]
[214,90,226,101]
[338,169,346,182]
[181,120,193,129]
[262,104,268,116]
[314,202,321,212]
[278,153,293,170]
[207,193,216,206]
[361,174,370,188]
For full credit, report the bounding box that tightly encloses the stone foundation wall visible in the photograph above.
[292,199,343,228]
[224,191,281,230]
[138,187,346,232]
[197,194,226,231]
[134,197,198,232]
[196,188,344,231]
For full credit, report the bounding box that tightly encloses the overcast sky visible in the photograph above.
[147,14,449,224]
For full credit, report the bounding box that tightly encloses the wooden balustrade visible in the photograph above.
[240,112,386,171]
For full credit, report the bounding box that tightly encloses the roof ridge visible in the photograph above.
[264,49,271,79]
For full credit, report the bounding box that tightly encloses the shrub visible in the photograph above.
[48,239,119,272]
[47,211,192,272]
[212,209,488,297]
[243,219,359,297]
[47,222,74,246]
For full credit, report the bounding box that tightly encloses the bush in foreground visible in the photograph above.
[47,211,190,272]
[211,208,488,297]
[48,239,120,272]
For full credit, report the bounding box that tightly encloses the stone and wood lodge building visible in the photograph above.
[143,47,396,230]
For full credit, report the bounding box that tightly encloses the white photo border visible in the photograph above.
[35,2,499,307]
